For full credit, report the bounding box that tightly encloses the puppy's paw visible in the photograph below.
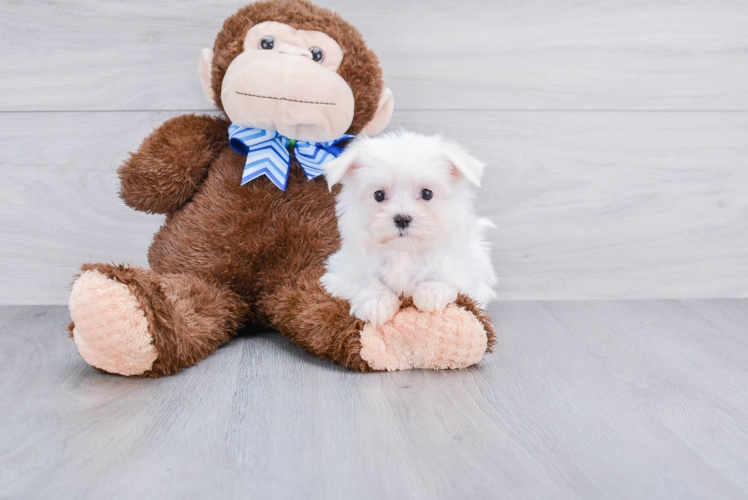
[351,290,401,327]
[413,281,459,312]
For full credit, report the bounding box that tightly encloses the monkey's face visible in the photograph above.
[220,21,355,142]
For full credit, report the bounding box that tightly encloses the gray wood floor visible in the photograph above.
[1,301,747,500]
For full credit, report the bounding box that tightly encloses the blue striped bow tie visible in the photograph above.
[228,124,354,191]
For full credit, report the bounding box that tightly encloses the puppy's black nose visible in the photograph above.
[394,214,412,229]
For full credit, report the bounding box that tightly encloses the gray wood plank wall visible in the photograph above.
[1,0,747,304]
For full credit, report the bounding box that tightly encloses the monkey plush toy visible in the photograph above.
[67,0,495,376]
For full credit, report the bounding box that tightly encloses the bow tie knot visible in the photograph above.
[229,124,353,191]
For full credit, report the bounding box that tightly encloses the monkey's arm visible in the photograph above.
[119,114,229,214]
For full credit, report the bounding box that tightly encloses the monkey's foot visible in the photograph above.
[68,269,158,376]
[358,298,493,371]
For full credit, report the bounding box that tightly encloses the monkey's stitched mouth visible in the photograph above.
[235,91,336,106]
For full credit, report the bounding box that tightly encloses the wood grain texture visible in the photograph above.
[2,109,746,304]
[2,0,748,111]
[1,301,747,499]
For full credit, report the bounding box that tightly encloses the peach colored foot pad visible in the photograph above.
[68,270,158,376]
[359,303,488,371]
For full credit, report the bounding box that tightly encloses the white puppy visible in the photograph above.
[321,130,497,326]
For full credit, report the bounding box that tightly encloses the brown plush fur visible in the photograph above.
[68,0,495,376]
[119,115,228,214]
[69,263,246,377]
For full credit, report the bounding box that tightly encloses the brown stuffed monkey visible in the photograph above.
[67,0,495,377]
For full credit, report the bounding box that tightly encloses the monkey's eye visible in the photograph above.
[260,37,275,50]
[420,189,433,201]
[310,47,324,63]
[374,190,386,202]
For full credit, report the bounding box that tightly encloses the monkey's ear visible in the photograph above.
[324,148,359,190]
[361,87,394,136]
[444,143,485,188]
[199,48,215,104]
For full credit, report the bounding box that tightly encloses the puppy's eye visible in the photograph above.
[421,189,433,201]
[374,190,386,202]
[260,37,275,50]
[310,47,324,63]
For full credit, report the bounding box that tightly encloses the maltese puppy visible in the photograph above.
[321,130,497,326]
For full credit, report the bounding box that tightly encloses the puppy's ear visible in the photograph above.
[324,147,359,190]
[444,143,485,188]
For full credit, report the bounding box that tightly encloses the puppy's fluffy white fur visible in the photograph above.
[321,130,497,326]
